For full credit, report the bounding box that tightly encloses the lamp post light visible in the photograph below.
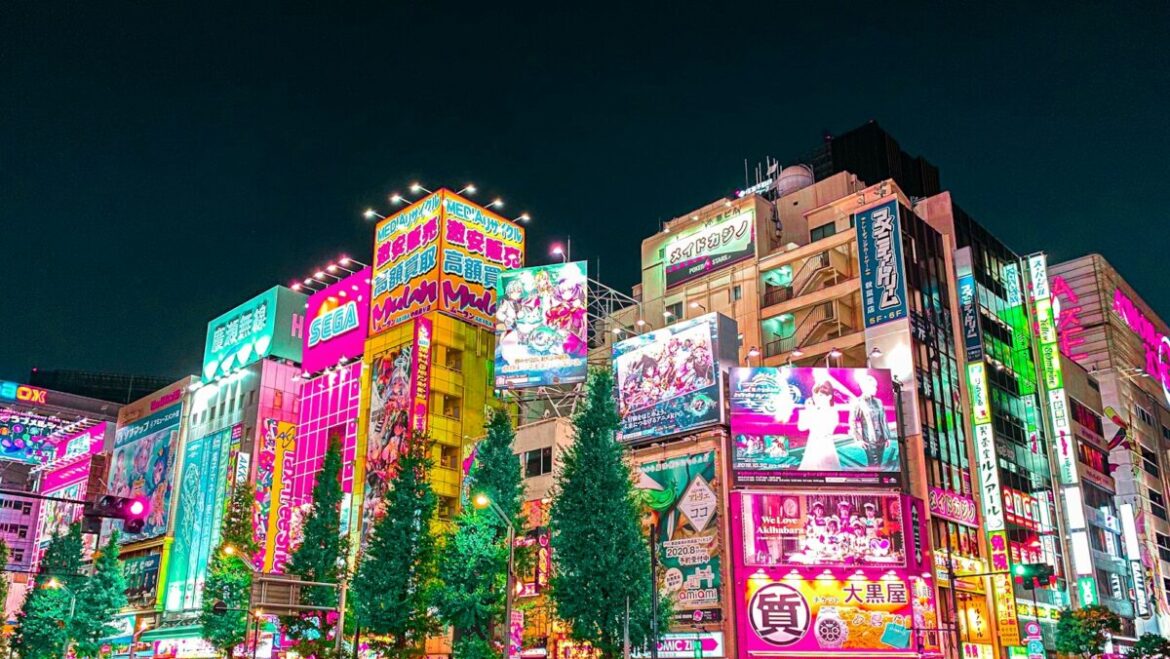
[474,493,516,657]
[689,301,707,313]
[45,577,76,659]
[825,347,842,367]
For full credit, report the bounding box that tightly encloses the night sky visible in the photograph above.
[4,3,1168,382]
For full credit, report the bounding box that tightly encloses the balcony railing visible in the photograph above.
[764,301,836,357]
[762,251,831,307]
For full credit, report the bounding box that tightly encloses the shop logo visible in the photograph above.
[748,582,809,646]
[0,381,47,404]
[308,301,359,347]
[150,388,182,411]
[1113,288,1170,405]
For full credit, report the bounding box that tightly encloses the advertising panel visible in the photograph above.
[124,554,162,609]
[165,424,238,612]
[737,491,905,568]
[494,261,589,389]
[410,317,433,435]
[202,286,306,383]
[663,208,755,289]
[613,314,731,442]
[638,451,722,627]
[730,367,900,486]
[250,420,294,572]
[440,193,525,329]
[928,487,978,528]
[372,193,442,333]
[364,338,414,529]
[109,404,182,541]
[856,200,908,328]
[1113,287,1170,406]
[955,247,984,362]
[0,411,57,463]
[302,267,372,374]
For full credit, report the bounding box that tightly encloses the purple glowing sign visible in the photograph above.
[302,267,372,374]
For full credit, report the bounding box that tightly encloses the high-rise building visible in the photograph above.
[803,121,942,201]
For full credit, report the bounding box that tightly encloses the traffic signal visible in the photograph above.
[1012,563,1056,589]
[83,495,150,534]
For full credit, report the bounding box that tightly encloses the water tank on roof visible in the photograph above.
[775,164,815,198]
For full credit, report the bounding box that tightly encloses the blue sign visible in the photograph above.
[856,200,908,328]
[955,247,984,361]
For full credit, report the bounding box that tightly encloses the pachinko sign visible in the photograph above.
[855,200,908,329]
[303,267,372,373]
[1113,287,1170,406]
[371,190,525,334]
[495,261,589,389]
[638,451,722,627]
[663,208,755,289]
[202,286,307,383]
[730,367,900,486]
[109,405,182,542]
[613,313,733,442]
[736,491,905,568]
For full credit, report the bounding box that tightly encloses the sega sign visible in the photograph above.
[0,381,48,405]
[302,267,371,374]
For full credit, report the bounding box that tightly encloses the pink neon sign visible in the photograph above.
[1113,288,1170,405]
[1050,277,1088,361]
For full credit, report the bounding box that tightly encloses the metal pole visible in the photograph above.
[251,613,260,659]
[353,625,362,659]
[335,578,348,654]
[649,519,659,659]
[505,522,515,659]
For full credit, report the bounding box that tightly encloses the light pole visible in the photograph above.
[45,578,76,659]
[474,492,516,658]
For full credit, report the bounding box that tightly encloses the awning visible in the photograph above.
[139,624,203,642]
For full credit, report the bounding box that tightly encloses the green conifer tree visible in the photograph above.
[352,433,439,658]
[201,482,259,658]
[72,530,129,658]
[14,523,84,659]
[549,369,663,659]
[434,409,525,659]
[283,436,349,658]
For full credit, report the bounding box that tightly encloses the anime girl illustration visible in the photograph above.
[546,274,587,356]
[365,344,414,523]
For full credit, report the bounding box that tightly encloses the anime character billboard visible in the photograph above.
[613,314,736,442]
[730,367,900,486]
[494,261,588,389]
[363,340,414,530]
[108,404,181,541]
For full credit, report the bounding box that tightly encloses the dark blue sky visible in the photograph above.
[4,2,1168,381]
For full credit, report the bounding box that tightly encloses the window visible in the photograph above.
[437,496,455,520]
[1150,489,1168,521]
[444,348,463,372]
[665,302,683,323]
[11,548,23,563]
[439,444,460,469]
[441,394,462,420]
[810,223,837,242]
[1163,425,1170,442]
[1158,533,1170,563]
[1137,406,1154,426]
[733,285,742,301]
[524,447,553,478]
[1142,446,1161,478]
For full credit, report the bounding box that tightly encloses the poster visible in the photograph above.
[730,367,900,485]
[494,261,589,389]
[364,340,414,529]
[613,314,726,442]
[109,404,182,541]
[638,451,722,626]
[737,491,906,568]
[253,420,295,572]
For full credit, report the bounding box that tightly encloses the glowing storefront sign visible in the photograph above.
[955,248,984,362]
[302,267,372,374]
[410,316,433,435]
[0,381,48,404]
[992,573,1022,647]
[371,193,442,331]
[1113,287,1170,406]
[663,208,756,289]
[970,365,1003,531]
[967,364,991,426]
[928,487,978,528]
[1029,255,1077,485]
[201,286,306,383]
[856,200,908,328]
[1050,276,1088,360]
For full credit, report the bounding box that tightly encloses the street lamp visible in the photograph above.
[551,244,567,263]
[473,493,515,655]
[825,347,842,367]
[46,576,77,657]
[363,208,385,220]
[689,301,707,313]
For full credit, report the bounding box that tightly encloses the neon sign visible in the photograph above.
[0,381,48,405]
[308,301,359,347]
[1050,276,1087,360]
[1113,288,1170,406]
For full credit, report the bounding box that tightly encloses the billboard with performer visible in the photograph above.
[730,367,900,485]
[494,261,589,389]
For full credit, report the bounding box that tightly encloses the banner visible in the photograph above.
[494,262,589,389]
[664,208,755,289]
[109,405,181,541]
[364,339,414,531]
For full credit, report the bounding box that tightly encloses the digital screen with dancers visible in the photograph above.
[730,367,901,485]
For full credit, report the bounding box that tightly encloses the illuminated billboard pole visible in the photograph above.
[1026,253,1094,607]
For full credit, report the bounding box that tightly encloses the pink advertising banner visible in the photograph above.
[927,487,978,528]
[302,267,372,374]
[53,422,107,462]
[731,493,935,658]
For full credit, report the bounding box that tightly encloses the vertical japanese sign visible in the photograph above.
[371,193,443,333]
[261,420,297,572]
[1028,254,1077,486]
[410,316,433,434]
[855,200,907,328]
[638,451,722,627]
[955,248,984,362]
[968,364,1003,531]
[440,193,525,328]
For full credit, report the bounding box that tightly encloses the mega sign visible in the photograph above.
[202,286,306,382]
[302,267,372,373]
[371,190,525,334]
[1113,287,1170,406]
[663,208,755,289]
[856,200,908,328]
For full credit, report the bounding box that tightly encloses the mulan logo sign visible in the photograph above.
[308,301,359,347]
[955,247,983,361]
[856,200,908,328]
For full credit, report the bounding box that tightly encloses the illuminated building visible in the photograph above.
[0,379,119,619]
[1048,254,1170,638]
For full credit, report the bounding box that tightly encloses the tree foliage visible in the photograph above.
[201,482,259,658]
[352,433,439,658]
[1132,632,1170,659]
[13,523,84,659]
[434,409,524,659]
[72,531,129,658]
[549,369,664,659]
[283,436,349,659]
[1054,604,1122,658]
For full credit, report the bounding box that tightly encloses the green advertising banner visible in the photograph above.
[201,286,306,383]
[164,425,236,612]
[638,450,722,628]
